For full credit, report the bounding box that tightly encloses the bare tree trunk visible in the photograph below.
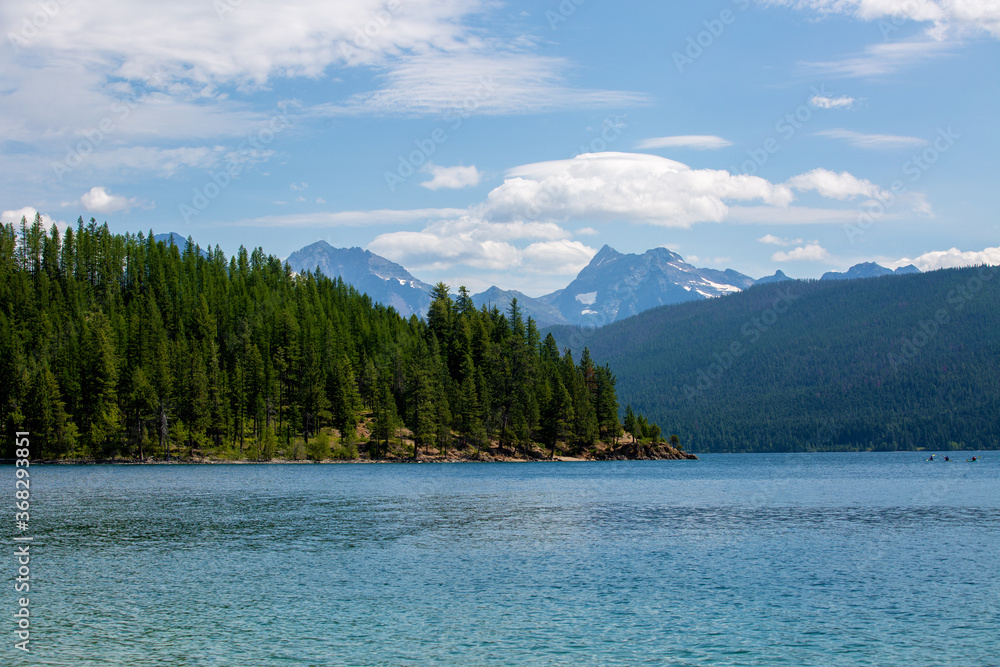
[160,403,170,460]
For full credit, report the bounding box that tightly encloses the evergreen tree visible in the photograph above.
[409,358,436,457]
[245,341,265,453]
[80,309,120,458]
[623,404,638,444]
[25,362,74,456]
[371,380,397,459]
[454,355,483,450]
[595,364,621,444]
[563,350,598,451]
[123,365,156,459]
[541,376,573,458]
[0,312,28,455]
[330,355,360,445]
[636,415,649,443]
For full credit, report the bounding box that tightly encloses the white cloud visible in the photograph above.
[1,207,62,230]
[786,168,886,200]
[759,234,804,246]
[2,0,479,89]
[899,191,934,217]
[521,240,598,275]
[802,38,957,77]
[817,129,929,149]
[0,61,277,147]
[315,51,648,117]
[290,182,308,191]
[479,152,795,228]
[772,243,832,262]
[890,246,1000,271]
[810,94,857,109]
[759,0,1000,39]
[369,229,518,272]
[635,135,733,150]
[0,0,646,197]
[576,227,599,236]
[421,164,482,190]
[80,186,133,213]
[368,216,591,276]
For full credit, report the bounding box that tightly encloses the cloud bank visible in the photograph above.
[368,152,887,279]
[892,245,1000,271]
[480,152,795,227]
[760,0,1000,38]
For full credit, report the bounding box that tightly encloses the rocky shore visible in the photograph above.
[28,440,697,464]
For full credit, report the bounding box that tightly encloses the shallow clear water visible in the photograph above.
[17,453,1000,666]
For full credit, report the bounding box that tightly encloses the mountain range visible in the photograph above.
[821,262,920,281]
[547,265,1000,452]
[282,239,921,327]
[286,241,433,317]
[473,245,759,327]
[153,232,208,257]
[142,233,996,453]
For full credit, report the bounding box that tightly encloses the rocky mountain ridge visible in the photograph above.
[257,237,923,326]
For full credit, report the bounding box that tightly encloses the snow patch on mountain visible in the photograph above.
[701,279,742,293]
[285,241,432,317]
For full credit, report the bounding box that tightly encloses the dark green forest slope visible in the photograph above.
[0,216,630,460]
[549,266,1000,452]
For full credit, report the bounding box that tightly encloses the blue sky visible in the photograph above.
[2,0,998,295]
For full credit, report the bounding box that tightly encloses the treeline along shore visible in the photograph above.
[0,216,693,462]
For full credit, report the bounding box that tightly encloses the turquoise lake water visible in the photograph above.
[14,453,1000,666]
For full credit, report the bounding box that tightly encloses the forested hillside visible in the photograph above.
[550,267,1000,452]
[0,216,634,460]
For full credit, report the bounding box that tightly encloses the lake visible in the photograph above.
[18,453,1000,665]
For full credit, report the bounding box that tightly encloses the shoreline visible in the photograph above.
[5,445,698,465]
[10,455,699,465]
